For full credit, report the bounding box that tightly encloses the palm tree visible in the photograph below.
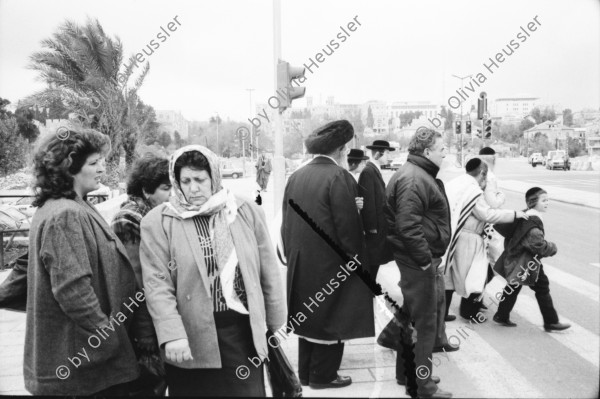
[23,17,149,185]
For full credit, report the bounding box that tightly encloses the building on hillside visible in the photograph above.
[156,110,189,139]
[525,121,585,151]
[493,96,540,119]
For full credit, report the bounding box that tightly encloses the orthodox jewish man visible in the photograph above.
[281,120,374,390]
[359,140,394,278]
[443,158,528,321]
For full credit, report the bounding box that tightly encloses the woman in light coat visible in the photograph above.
[140,145,286,396]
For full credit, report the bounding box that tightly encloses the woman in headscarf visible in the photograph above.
[25,127,140,396]
[111,152,172,396]
[139,145,286,397]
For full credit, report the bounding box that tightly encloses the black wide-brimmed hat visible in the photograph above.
[479,147,496,155]
[305,120,354,154]
[366,140,395,151]
[347,149,369,161]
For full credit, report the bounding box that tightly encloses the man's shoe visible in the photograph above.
[493,314,517,327]
[433,344,459,353]
[544,322,571,332]
[444,314,456,322]
[397,375,440,385]
[309,375,352,389]
[299,379,308,386]
[423,388,453,398]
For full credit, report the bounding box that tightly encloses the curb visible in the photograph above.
[500,186,600,210]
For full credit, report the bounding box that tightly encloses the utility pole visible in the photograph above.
[246,88,255,164]
[273,0,284,216]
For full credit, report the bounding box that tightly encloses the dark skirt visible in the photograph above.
[165,310,265,397]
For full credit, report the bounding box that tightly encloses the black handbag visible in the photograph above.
[265,330,302,397]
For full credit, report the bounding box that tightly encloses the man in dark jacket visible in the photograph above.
[358,140,394,278]
[386,128,452,398]
[282,120,374,390]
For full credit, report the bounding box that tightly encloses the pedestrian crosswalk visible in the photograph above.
[374,260,599,398]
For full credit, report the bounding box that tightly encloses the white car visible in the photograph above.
[390,154,408,170]
[529,153,543,167]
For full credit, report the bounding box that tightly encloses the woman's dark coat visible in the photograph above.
[24,197,139,395]
[281,156,375,341]
[358,161,390,268]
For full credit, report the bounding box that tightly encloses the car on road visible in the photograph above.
[529,152,543,167]
[221,165,244,179]
[545,150,570,170]
[390,153,408,170]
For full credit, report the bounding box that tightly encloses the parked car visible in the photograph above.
[390,153,408,171]
[221,165,244,178]
[545,150,570,170]
[529,152,543,166]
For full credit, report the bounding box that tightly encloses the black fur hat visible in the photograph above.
[479,147,496,155]
[466,157,482,173]
[305,120,354,154]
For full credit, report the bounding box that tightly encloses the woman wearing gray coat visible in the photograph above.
[139,145,286,396]
[24,128,140,395]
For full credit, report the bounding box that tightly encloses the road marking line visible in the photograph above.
[443,323,545,398]
[543,264,599,303]
[590,263,600,269]
[514,295,599,369]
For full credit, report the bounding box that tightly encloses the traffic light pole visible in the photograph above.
[272,0,285,216]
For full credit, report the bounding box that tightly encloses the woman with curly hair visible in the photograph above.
[24,127,140,396]
[111,152,172,396]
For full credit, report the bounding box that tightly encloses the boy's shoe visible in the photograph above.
[544,322,571,332]
[493,314,517,327]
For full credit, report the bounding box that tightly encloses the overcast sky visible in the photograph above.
[1,0,598,121]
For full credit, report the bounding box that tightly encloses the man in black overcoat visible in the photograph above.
[281,120,374,390]
[358,140,394,279]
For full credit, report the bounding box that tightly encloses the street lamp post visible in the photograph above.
[452,74,472,166]
[246,88,255,164]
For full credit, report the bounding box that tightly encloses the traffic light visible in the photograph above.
[483,118,492,139]
[477,92,487,120]
[455,121,462,134]
[476,128,482,138]
[466,121,472,134]
[277,60,306,113]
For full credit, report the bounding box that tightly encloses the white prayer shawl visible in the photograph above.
[442,174,484,297]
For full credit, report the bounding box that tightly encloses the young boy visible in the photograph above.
[492,187,571,332]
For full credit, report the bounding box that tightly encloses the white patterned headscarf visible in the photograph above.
[167,145,237,222]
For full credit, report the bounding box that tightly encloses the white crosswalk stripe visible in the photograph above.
[513,295,600,368]
[442,323,545,398]
[543,263,599,303]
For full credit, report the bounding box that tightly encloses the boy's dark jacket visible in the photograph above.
[493,215,557,286]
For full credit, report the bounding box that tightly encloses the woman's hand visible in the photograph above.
[515,211,529,220]
[355,197,364,211]
[165,338,193,363]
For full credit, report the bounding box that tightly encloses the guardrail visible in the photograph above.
[1,194,109,267]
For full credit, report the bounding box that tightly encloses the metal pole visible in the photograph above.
[273,0,285,215]
[216,112,220,156]
[246,88,255,164]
